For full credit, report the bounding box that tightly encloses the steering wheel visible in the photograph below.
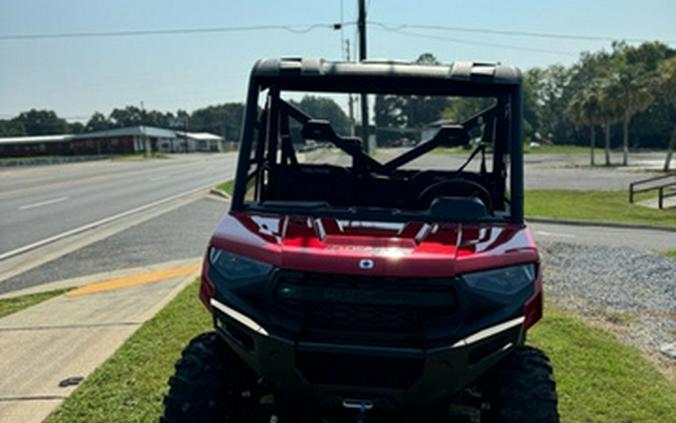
[416,179,493,211]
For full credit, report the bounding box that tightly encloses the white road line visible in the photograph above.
[535,230,576,239]
[0,182,221,261]
[19,196,69,210]
[148,175,169,182]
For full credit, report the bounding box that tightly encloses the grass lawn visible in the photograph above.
[526,190,676,228]
[529,306,676,422]
[432,144,592,156]
[45,282,211,423]
[524,144,590,155]
[214,179,234,196]
[46,281,676,422]
[111,152,167,161]
[0,289,68,319]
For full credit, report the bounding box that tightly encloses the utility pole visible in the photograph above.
[345,40,356,136]
[140,101,151,157]
[358,0,369,152]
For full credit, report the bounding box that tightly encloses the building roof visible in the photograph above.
[0,126,225,147]
[0,125,177,146]
[0,134,73,145]
[76,126,176,140]
[176,131,224,141]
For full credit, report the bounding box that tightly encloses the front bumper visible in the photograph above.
[211,297,525,412]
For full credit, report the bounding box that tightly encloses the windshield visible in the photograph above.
[234,84,519,223]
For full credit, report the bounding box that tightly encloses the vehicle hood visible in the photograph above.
[209,212,538,278]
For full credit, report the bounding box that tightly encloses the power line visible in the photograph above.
[0,22,356,41]
[0,19,670,45]
[370,21,675,44]
[372,25,578,56]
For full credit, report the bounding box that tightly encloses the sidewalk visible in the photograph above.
[0,260,200,423]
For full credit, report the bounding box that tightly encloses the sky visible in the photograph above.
[0,0,675,122]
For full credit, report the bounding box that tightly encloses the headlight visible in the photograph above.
[462,264,536,296]
[209,248,272,282]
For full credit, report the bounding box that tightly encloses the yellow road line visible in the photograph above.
[66,262,201,297]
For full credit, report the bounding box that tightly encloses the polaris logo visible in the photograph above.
[358,259,375,270]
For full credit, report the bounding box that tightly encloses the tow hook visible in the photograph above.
[342,399,374,423]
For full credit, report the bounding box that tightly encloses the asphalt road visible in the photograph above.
[2,193,673,295]
[0,154,238,257]
[373,149,666,190]
[0,196,227,294]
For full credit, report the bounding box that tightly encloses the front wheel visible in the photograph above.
[483,346,559,423]
[161,332,272,423]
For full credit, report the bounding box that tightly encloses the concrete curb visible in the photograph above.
[527,216,676,233]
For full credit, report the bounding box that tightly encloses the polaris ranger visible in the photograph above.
[163,58,559,422]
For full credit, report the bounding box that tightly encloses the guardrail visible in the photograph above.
[629,173,676,209]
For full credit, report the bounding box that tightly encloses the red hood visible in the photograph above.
[209,212,539,278]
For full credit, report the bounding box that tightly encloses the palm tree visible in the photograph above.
[603,63,655,166]
[657,57,676,171]
[567,82,603,166]
[598,78,623,166]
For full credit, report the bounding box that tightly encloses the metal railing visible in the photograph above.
[629,173,676,209]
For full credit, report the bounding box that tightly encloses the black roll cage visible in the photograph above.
[231,67,524,223]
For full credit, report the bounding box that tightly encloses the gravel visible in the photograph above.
[539,241,676,355]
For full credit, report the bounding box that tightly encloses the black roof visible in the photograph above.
[251,58,522,88]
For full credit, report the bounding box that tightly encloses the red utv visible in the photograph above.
[163,58,558,423]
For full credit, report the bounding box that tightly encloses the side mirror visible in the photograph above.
[435,125,470,147]
[302,119,363,152]
[301,119,336,141]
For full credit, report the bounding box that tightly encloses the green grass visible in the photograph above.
[432,144,591,156]
[524,144,590,154]
[431,146,473,155]
[46,281,676,422]
[110,152,167,161]
[529,306,676,422]
[661,250,676,257]
[214,179,234,196]
[46,281,210,423]
[526,190,676,228]
[0,289,68,319]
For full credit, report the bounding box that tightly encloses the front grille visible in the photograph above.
[296,351,424,389]
[273,271,458,348]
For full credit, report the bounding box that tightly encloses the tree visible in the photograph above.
[68,122,85,134]
[522,68,545,142]
[598,78,624,166]
[297,96,350,135]
[657,57,676,171]
[109,106,145,128]
[12,109,69,135]
[529,64,573,144]
[567,81,603,165]
[85,112,111,132]
[189,103,244,140]
[0,119,25,137]
[603,61,655,166]
[372,53,451,145]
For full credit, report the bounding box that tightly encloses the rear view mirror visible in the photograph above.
[435,125,470,147]
[301,120,336,141]
[302,119,363,151]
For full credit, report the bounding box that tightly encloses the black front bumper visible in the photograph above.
[211,297,525,412]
